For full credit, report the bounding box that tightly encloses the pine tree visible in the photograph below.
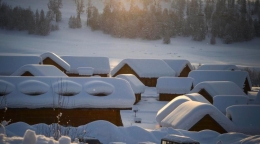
[47,0,62,22]
[210,34,216,44]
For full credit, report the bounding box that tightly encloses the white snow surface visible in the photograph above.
[0,76,135,109]
[162,134,199,143]
[40,52,70,72]
[3,120,260,144]
[76,67,94,75]
[0,80,15,95]
[0,55,41,75]
[111,59,176,78]
[156,96,192,125]
[156,77,193,94]
[11,64,68,77]
[197,64,239,71]
[184,93,211,104]
[226,105,260,135]
[18,80,50,95]
[61,56,110,74]
[188,70,252,91]
[84,80,114,96]
[213,95,249,114]
[190,81,246,97]
[116,74,145,94]
[161,101,235,132]
[163,59,193,76]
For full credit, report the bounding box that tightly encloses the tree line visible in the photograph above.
[0,0,62,36]
[83,0,260,44]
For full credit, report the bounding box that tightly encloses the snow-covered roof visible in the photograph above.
[77,67,94,76]
[184,93,211,104]
[61,56,110,74]
[40,52,70,72]
[190,81,246,98]
[156,96,192,125]
[11,64,68,77]
[163,59,193,77]
[162,134,199,143]
[115,74,145,94]
[161,101,235,132]
[156,77,193,94]
[188,70,252,91]
[213,95,249,114]
[111,59,176,78]
[197,64,239,71]
[0,55,41,75]
[226,105,260,134]
[0,76,135,109]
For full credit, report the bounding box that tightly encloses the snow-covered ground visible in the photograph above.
[1,0,260,143]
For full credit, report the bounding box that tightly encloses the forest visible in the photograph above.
[1,0,260,44]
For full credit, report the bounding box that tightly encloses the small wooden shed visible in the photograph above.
[188,70,252,94]
[156,77,193,101]
[163,59,193,77]
[161,101,235,134]
[189,81,246,104]
[111,59,176,87]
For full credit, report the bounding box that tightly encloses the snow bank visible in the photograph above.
[61,56,110,75]
[0,55,41,75]
[18,80,50,96]
[156,96,191,125]
[77,67,94,76]
[116,74,145,94]
[0,80,15,96]
[162,134,199,143]
[4,120,260,144]
[23,129,36,144]
[156,77,193,94]
[11,64,68,77]
[190,81,246,98]
[163,59,193,77]
[0,76,135,109]
[213,95,249,114]
[111,59,176,78]
[188,70,252,91]
[40,52,70,72]
[226,105,260,134]
[197,64,239,71]
[161,101,235,132]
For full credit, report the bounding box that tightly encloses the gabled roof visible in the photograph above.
[61,56,110,74]
[11,64,68,77]
[188,70,252,90]
[116,74,145,94]
[156,77,193,94]
[40,52,70,71]
[163,59,193,76]
[190,81,246,97]
[161,101,235,132]
[111,59,176,78]
[0,54,41,75]
[197,64,239,71]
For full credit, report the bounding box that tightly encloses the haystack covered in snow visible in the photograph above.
[156,77,193,101]
[61,56,110,77]
[226,105,260,135]
[189,81,246,104]
[11,64,68,77]
[188,70,252,94]
[40,52,70,73]
[111,59,176,87]
[213,95,249,114]
[161,101,235,134]
[163,59,193,77]
[197,64,239,71]
[116,74,145,104]
[0,76,135,126]
[0,55,41,76]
